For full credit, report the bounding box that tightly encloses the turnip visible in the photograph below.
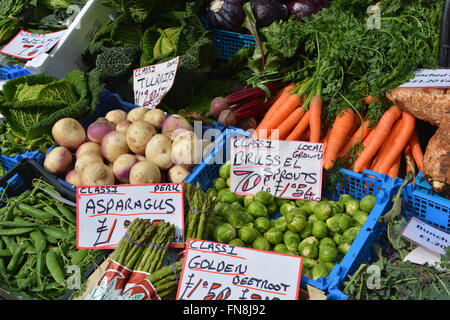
[208,97,229,118]
[105,109,127,125]
[81,163,115,186]
[168,165,190,183]
[116,120,132,133]
[87,121,115,144]
[126,120,157,155]
[162,114,193,140]
[143,109,166,130]
[52,118,86,151]
[101,131,130,163]
[129,160,161,184]
[171,131,202,166]
[76,141,102,159]
[65,169,82,186]
[127,106,148,122]
[44,146,73,176]
[75,152,104,176]
[112,154,139,183]
[145,134,173,170]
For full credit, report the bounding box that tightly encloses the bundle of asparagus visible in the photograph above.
[184,183,217,241]
[146,259,184,300]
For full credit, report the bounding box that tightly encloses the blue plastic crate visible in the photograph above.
[400,172,449,233]
[199,15,256,60]
[184,127,398,292]
[0,149,46,174]
[0,65,31,81]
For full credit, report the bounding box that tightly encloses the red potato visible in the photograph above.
[143,109,166,130]
[76,141,102,159]
[101,131,130,162]
[116,120,132,133]
[129,160,161,184]
[126,120,157,155]
[65,169,82,186]
[87,121,115,144]
[127,107,149,122]
[113,154,139,183]
[52,118,86,151]
[44,146,73,176]
[105,109,127,125]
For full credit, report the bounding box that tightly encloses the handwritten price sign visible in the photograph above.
[0,29,66,59]
[133,56,179,109]
[176,239,302,300]
[399,69,450,88]
[76,183,184,249]
[230,138,324,200]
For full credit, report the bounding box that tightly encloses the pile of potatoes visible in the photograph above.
[43,107,214,187]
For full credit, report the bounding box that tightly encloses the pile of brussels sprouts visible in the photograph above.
[205,161,377,280]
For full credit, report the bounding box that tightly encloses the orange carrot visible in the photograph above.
[323,108,355,170]
[337,119,372,159]
[265,83,297,118]
[352,105,402,173]
[364,95,378,105]
[387,154,401,179]
[376,111,415,175]
[253,93,301,139]
[285,111,311,141]
[404,144,415,174]
[408,130,423,172]
[309,96,322,143]
[370,118,403,172]
[270,107,305,140]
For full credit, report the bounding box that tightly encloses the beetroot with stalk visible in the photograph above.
[218,109,238,127]
[209,97,229,118]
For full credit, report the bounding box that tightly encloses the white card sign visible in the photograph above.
[401,217,449,255]
[399,69,450,88]
[0,29,67,59]
[133,56,179,109]
[176,239,303,300]
[230,138,324,200]
[76,183,184,249]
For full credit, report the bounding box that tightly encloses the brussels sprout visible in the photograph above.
[280,202,296,216]
[338,194,352,204]
[299,236,319,248]
[267,201,278,217]
[324,262,335,273]
[228,238,246,247]
[338,243,351,255]
[312,263,330,280]
[213,202,229,219]
[311,220,328,239]
[333,233,346,246]
[206,188,218,200]
[219,161,231,179]
[273,243,289,254]
[299,222,312,239]
[283,230,300,251]
[264,227,284,245]
[343,227,361,244]
[226,177,231,187]
[238,224,258,244]
[227,209,245,228]
[217,188,231,202]
[352,210,369,227]
[207,215,224,239]
[255,190,274,206]
[302,257,317,269]
[237,194,246,205]
[244,195,255,208]
[326,214,352,234]
[302,201,318,215]
[295,199,306,207]
[303,267,313,279]
[308,215,319,224]
[231,201,243,211]
[360,195,376,213]
[299,244,319,259]
[213,177,227,191]
[216,223,236,243]
[320,237,336,248]
[275,197,289,208]
[286,213,307,233]
[313,202,332,221]
[345,199,360,216]
[221,190,239,204]
[319,245,338,263]
[247,201,268,218]
[254,217,271,234]
[273,216,288,233]
[241,212,255,224]
[288,207,308,219]
[252,237,271,251]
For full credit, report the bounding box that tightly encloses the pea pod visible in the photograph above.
[57,205,76,225]
[70,249,89,265]
[6,246,25,274]
[30,229,47,252]
[17,203,54,221]
[0,221,39,228]
[16,255,37,279]
[2,205,15,222]
[40,226,75,241]
[0,258,6,279]
[45,250,65,286]
[0,249,12,257]
[2,236,18,253]
[0,227,35,236]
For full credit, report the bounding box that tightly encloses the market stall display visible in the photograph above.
[0,0,448,301]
